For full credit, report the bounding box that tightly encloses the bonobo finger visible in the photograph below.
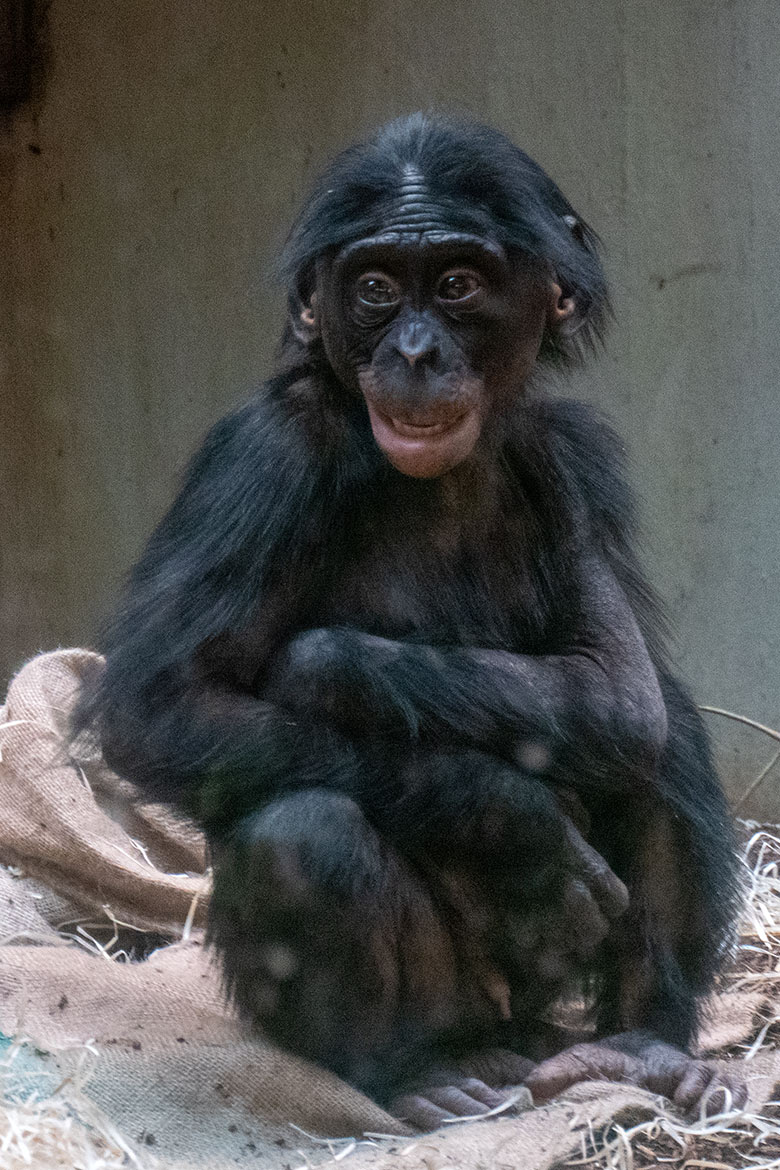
[672,1062,715,1113]
[390,1074,518,1129]
[727,1071,749,1112]
[562,818,629,919]
[449,1078,511,1110]
[525,1043,644,1102]
[426,1084,506,1116]
[673,1061,747,1115]
[562,877,610,957]
[555,787,591,836]
[389,1093,456,1130]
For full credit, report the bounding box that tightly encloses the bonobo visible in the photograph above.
[75,114,743,1127]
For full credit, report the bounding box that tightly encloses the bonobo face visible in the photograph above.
[308,231,570,479]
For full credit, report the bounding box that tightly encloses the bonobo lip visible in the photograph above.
[365,398,481,478]
[384,410,467,438]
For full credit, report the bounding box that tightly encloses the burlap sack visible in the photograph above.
[0,650,777,1169]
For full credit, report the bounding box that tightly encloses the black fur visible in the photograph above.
[73,114,740,1110]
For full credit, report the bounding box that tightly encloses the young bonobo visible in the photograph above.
[75,115,744,1128]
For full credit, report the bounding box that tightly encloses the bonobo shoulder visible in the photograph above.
[151,377,331,551]
[541,397,638,543]
[178,381,309,493]
[539,396,669,663]
[103,381,333,665]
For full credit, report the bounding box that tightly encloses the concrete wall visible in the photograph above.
[2,0,779,815]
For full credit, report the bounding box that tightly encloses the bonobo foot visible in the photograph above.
[390,1048,536,1130]
[524,1032,748,1115]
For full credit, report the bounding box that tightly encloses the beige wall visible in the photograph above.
[2,0,779,815]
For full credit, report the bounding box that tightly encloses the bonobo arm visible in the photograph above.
[93,662,629,943]
[264,556,667,791]
[73,393,369,842]
[93,671,365,841]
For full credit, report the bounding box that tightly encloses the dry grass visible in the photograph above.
[0,1038,148,1170]
[565,1109,780,1170]
[731,828,780,1001]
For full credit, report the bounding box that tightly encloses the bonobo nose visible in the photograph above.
[395,322,438,368]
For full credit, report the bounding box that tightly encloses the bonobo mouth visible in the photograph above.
[365,398,481,478]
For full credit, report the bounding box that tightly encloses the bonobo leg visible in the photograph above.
[208,755,631,1128]
[209,786,517,1110]
[527,692,746,1116]
[525,842,747,1115]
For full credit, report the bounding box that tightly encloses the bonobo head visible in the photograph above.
[281,113,609,478]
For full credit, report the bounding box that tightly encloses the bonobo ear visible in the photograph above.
[289,291,319,345]
[548,281,577,328]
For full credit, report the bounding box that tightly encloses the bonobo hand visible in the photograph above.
[498,807,629,983]
[265,633,629,968]
[382,750,630,974]
[560,806,629,948]
[264,627,415,733]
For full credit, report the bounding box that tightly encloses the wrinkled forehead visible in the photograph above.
[336,232,506,267]
[334,165,506,266]
[379,164,482,229]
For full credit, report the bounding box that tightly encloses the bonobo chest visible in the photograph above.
[309,467,555,650]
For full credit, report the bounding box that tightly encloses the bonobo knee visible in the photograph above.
[278,628,338,675]
[247,788,364,842]
[235,789,379,899]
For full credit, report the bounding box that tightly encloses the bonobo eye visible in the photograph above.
[356,274,401,308]
[436,269,483,303]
